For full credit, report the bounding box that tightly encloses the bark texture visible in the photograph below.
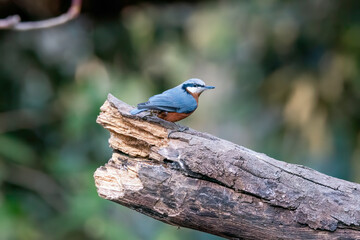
[94,94,360,240]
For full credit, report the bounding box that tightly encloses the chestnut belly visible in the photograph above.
[157,111,194,122]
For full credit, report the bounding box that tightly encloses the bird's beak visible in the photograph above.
[204,85,215,90]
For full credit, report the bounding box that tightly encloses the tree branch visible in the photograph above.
[94,94,360,240]
[0,0,82,30]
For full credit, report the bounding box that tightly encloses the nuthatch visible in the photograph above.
[130,78,215,122]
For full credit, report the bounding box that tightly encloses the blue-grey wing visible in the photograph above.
[137,87,197,113]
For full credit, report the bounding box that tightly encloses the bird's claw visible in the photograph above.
[168,125,189,138]
[141,112,155,121]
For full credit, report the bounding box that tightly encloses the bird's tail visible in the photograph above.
[130,108,146,115]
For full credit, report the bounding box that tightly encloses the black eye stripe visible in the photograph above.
[182,82,204,90]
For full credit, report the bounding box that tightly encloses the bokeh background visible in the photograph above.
[1,0,360,239]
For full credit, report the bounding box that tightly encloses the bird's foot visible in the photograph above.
[141,112,156,121]
[168,123,189,138]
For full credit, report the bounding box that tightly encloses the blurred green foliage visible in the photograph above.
[0,0,360,239]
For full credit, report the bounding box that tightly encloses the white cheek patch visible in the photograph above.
[186,87,205,94]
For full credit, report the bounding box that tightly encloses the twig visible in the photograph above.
[0,0,82,30]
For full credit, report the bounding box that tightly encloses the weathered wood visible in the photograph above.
[94,94,360,240]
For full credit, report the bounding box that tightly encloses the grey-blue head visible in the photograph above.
[180,78,215,94]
